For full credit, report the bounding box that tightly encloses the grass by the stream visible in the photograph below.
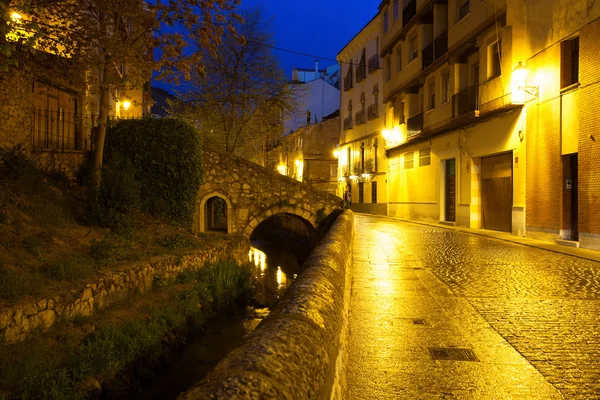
[0,259,253,400]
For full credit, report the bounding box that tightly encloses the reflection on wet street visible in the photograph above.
[348,214,600,399]
[249,244,299,306]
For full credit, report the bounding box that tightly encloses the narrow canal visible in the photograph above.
[133,243,305,399]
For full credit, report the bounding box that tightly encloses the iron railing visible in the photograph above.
[452,85,479,118]
[407,112,423,137]
[32,108,83,151]
[367,104,379,120]
[368,54,380,74]
[355,109,366,125]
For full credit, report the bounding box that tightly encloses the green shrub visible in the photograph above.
[104,118,203,229]
[87,157,140,234]
[89,235,130,263]
[205,259,253,310]
[0,144,37,180]
[158,233,200,250]
[0,263,44,300]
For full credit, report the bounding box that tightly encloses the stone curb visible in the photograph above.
[0,237,250,343]
[378,214,600,263]
[178,210,355,400]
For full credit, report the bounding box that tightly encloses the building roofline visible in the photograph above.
[336,13,379,58]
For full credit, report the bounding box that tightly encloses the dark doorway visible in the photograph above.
[445,159,456,222]
[205,197,227,232]
[570,154,579,241]
[481,153,513,232]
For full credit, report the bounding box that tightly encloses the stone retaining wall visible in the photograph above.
[178,210,354,400]
[0,237,250,343]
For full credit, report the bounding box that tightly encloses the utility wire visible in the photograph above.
[248,40,384,70]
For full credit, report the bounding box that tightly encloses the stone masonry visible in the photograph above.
[197,148,343,236]
[0,237,249,343]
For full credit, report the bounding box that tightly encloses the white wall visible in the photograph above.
[285,79,340,135]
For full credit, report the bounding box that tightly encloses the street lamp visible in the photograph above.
[512,62,538,104]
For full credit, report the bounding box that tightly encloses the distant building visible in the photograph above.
[285,78,340,135]
[258,114,341,195]
[292,60,341,88]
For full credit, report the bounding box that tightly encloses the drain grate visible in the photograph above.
[428,347,479,362]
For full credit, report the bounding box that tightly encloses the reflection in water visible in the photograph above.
[249,245,299,306]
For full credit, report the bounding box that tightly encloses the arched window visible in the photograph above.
[205,196,228,232]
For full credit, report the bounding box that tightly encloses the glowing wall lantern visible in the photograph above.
[512,62,538,104]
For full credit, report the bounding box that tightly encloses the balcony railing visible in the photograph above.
[434,30,448,60]
[344,69,353,91]
[353,162,363,174]
[367,103,379,120]
[402,0,416,26]
[368,54,380,74]
[365,158,375,173]
[343,114,353,130]
[407,112,423,137]
[458,0,470,21]
[452,85,479,118]
[356,63,366,83]
[355,109,366,125]
[422,42,434,70]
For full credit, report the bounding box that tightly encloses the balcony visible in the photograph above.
[368,54,380,74]
[343,114,353,130]
[355,109,366,125]
[422,42,434,70]
[367,104,379,120]
[356,64,366,83]
[365,158,375,173]
[344,69,353,91]
[434,30,448,60]
[342,165,349,176]
[452,85,479,118]
[407,112,423,137]
[402,0,417,27]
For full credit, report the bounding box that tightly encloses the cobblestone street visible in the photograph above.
[347,214,600,399]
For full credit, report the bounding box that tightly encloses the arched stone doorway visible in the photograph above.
[196,192,233,234]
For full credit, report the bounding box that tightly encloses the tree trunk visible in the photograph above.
[91,84,110,191]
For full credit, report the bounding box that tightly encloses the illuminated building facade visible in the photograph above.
[369,0,600,250]
[337,15,388,215]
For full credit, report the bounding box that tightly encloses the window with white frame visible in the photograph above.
[428,79,435,110]
[441,68,449,103]
[487,40,501,79]
[419,147,431,166]
[385,56,391,81]
[404,151,414,169]
[395,45,402,73]
[409,34,418,62]
[383,11,389,33]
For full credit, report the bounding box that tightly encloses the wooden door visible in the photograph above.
[570,154,578,240]
[445,159,456,222]
[481,153,512,232]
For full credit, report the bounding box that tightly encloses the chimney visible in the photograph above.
[315,60,319,74]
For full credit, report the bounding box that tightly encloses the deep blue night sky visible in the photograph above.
[154,0,381,92]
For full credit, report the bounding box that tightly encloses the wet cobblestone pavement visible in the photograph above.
[348,214,600,399]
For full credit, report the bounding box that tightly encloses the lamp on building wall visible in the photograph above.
[512,62,538,104]
[333,145,340,158]
[122,100,131,110]
[10,12,22,22]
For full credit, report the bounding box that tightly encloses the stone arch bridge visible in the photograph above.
[194,148,343,237]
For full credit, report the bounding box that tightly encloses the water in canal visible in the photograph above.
[133,243,301,399]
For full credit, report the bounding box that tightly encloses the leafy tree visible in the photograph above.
[170,4,299,159]
[0,0,241,189]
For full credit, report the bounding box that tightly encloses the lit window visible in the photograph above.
[404,151,414,169]
[419,147,431,166]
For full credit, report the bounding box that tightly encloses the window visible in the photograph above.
[441,68,449,103]
[372,181,378,203]
[428,80,435,110]
[393,0,399,21]
[360,142,365,172]
[487,40,501,79]
[561,37,579,89]
[383,11,389,33]
[385,56,391,81]
[395,46,402,73]
[373,138,378,172]
[458,0,469,21]
[409,34,418,62]
[358,182,364,203]
[394,101,405,124]
[404,151,414,169]
[330,164,338,177]
[419,147,431,166]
